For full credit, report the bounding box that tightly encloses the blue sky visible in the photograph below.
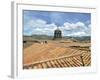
[23,10,91,36]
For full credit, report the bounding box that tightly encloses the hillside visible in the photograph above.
[23,35,91,42]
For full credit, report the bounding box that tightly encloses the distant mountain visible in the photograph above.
[23,35,90,42]
[23,35,53,40]
[31,34,53,40]
[63,36,91,42]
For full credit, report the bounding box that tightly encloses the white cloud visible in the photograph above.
[24,19,57,36]
[24,19,91,36]
[76,22,85,27]
[67,32,87,36]
[62,22,86,30]
[88,24,91,28]
[60,22,91,36]
[27,19,46,28]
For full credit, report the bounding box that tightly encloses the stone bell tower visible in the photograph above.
[53,26,62,40]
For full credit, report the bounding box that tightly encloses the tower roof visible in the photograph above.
[55,26,61,32]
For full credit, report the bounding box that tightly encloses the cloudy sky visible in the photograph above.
[23,10,91,37]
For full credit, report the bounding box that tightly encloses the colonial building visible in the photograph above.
[53,27,62,40]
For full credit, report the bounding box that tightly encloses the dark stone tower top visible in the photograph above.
[53,26,62,40]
